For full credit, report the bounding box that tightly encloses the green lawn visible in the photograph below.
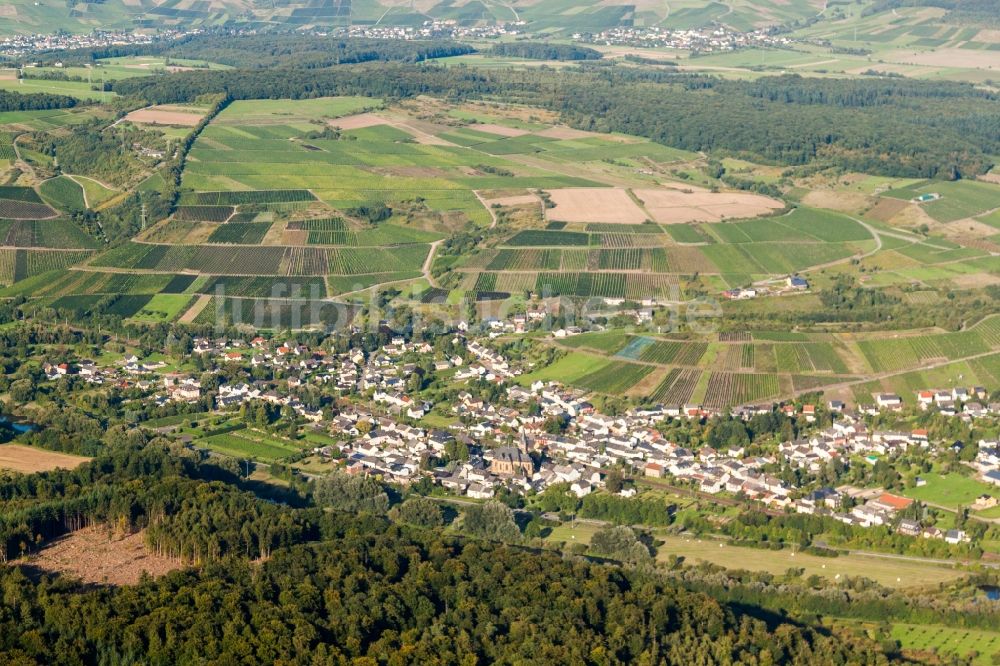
[546,522,603,545]
[518,351,609,386]
[128,294,194,323]
[902,473,995,510]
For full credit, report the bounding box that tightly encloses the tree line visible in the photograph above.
[0,90,77,112]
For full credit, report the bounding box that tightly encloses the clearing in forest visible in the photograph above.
[25,525,181,586]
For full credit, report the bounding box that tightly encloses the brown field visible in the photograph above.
[282,229,308,245]
[469,123,529,137]
[179,294,212,323]
[546,188,648,224]
[634,188,784,223]
[0,444,90,473]
[802,190,871,214]
[889,48,1000,69]
[973,29,1000,43]
[329,112,388,130]
[0,69,17,81]
[980,172,1000,185]
[865,197,910,223]
[535,125,632,142]
[482,193,540,207]
[25,525,181,586]
[125,106,203,127]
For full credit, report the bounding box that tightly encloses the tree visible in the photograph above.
[390,496,444,528]
[463,500,520,542]
[605,469,625,494]
[314,473,389,514]
[589,525,651,563]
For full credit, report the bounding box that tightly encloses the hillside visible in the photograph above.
[1,0,996,37]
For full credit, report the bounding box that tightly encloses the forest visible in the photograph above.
[0,441,895,665]
[0,90,78,112]
[488,42,603,61]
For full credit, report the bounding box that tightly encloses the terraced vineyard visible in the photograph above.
[92,242,430,277]
[458,205,874,301]
[546,320,1000,408]
[649,369,703,405]
[573,361,654,395]
[704,373,782,410]
[207,222,272,244]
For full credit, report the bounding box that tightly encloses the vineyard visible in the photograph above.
[858,331,992,373]
[0,249,94,285]
[703,372,782,409]
[572,361,654,395]
[38,177,86,212]
[487,249,562,271]
[649,368,702,405]
[532,272,679,299]
[48,294,154,318]
[194,295,356,330]
[174,206,235,222]
[0,187,44,203]
[505,230,589,247]
[290,218,347,232]
[773,342,850,374]
[199,276,327,298]
[0,270,191,298]
[0,199,57,220]
[638,340,709,366]
[0,219,99,249]
[178,190,317,206]
[207,222,272,244]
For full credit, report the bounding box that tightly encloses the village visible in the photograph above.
[35,313,1000,548]
[577,25,794,52]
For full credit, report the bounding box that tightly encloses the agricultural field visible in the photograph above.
[890,623,1000,665]
[544,320,1000,407]
[38,176,86,211]
[127,294,195,323]
[0,444,90,473]
[197,426,305,463]
[901,473,997,510]
[458,206,875,301]
[884,180,1000,223]
[653,534,964,589]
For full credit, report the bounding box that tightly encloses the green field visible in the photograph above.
[198,428,304,463]
[891,623,1000,665]
[653,535,965,589]
[0,78,114,101]
[128,294,195,323]
[38,176,86,211]
[902,473,996,510]
[885,180,1000,223]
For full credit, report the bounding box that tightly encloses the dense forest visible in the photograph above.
[0,90,77,112]
[489,42,603,61]
[107,46,999,178]
[0,441,893,664]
